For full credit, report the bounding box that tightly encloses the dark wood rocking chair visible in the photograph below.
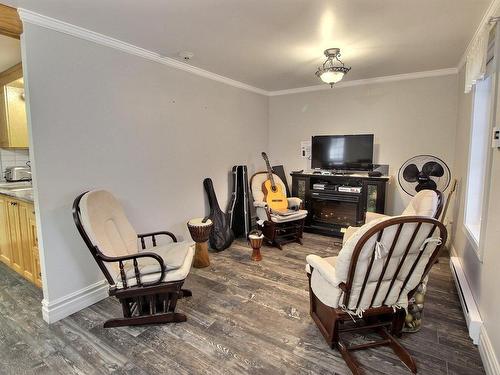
[306,216,447,374]
[73,190,195,328]
[250,172,307,249]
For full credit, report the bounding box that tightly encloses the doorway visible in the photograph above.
[0,4,43,301]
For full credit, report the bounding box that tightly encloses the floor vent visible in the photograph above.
[450,256,482,344]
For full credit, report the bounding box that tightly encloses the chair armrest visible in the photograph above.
[98,250,166,288]
[365,212,390,223]
[287,197,302,209]
[306,254,338,286]
[253,201,267,208]
[138,231,177,249]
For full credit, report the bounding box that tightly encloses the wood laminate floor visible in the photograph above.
[0,233,485,375]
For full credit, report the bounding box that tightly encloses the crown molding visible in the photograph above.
[18,8,460,98]
[17,9,269,96]
[268,68,458,96]
[457,0,500,70]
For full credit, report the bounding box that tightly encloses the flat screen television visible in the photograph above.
[311,134,374,171]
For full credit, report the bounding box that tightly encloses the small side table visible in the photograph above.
[187,218,213,268]
[248,231,264,261]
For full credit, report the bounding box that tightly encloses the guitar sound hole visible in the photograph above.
[272,186,278,192]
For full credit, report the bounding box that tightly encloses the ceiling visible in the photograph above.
[0,34,21,73]
[3,0,493,91]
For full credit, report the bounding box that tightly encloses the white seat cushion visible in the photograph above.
[79,190,139,258]
[342,225,360,245]
[402,190,439,217]
[305,255,336,274]
[307,215,443,310]
[365,212,390,223]
[251,172,288,203]
[128,241,193,276]
[287,197,302,209]
[270,209,307,223]
[306,255,342,308]
[251,172,308,223]
[116,244,194,288]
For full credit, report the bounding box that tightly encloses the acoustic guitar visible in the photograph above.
[261,152,288,212]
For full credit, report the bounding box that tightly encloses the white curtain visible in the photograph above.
[465,24,493,94]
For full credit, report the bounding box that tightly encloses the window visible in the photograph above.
[464,72,494,255]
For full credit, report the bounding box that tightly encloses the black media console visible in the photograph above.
[291,172,389,237]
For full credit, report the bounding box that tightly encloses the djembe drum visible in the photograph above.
[248,230,264,261]
[187,218,213,268]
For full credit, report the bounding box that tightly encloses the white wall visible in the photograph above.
[21,23,268,313]
[452,66,500,367]
[268,75,459,215]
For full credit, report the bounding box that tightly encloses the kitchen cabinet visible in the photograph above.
[7,198,23,274]
[0,194,11,264]
[0,194,41,287]
[0,64,28,148]
[29,208,41,287]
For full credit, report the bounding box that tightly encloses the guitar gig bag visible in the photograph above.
[203,178,234,251]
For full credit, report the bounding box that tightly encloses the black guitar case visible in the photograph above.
[227,165,251,238]
[203,178,234,251]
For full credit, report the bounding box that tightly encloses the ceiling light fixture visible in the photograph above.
[315,48,351,87]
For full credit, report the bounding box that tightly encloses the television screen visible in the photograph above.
[311,134,374,170]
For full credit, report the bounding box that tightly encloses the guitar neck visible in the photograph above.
[262,153,275,187]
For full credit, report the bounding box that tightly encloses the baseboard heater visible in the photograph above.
[450,256,482,345]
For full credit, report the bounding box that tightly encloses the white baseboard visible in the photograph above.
[450,255,482,344]
[449,244,458,257]
[480,325,500,375]
[41,280,108,323]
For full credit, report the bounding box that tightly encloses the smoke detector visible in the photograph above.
[178,51,194,60]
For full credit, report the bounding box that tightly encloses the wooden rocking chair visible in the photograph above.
[306,215,447,374]
[250,172,307,249]
[73,190,194,328]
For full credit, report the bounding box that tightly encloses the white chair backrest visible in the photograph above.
[79,190,138,260]
[336,216,444,311]
[402,190,439,217]
[250,172,288,202]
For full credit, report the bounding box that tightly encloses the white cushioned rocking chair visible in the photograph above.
[73,190,194,328]
[250,172,308,249]
[343,189,443,245]
[306,215,447,374]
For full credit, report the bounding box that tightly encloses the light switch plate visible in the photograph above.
[300,140,311,159]
[493,127,500,148]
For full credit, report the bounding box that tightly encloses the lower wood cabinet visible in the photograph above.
[0,194,11,265]
[0,194,41,287]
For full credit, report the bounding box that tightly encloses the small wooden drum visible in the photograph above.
[248,230,264,262]
[187,218,213,268]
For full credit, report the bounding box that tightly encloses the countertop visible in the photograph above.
[0,181,34,203]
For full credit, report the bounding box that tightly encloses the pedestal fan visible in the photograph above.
[398,155,451,197]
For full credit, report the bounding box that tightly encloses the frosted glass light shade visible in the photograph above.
[320,70,345,84]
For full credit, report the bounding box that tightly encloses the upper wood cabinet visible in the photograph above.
[0,63,28,148]
[0,3,22,39]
